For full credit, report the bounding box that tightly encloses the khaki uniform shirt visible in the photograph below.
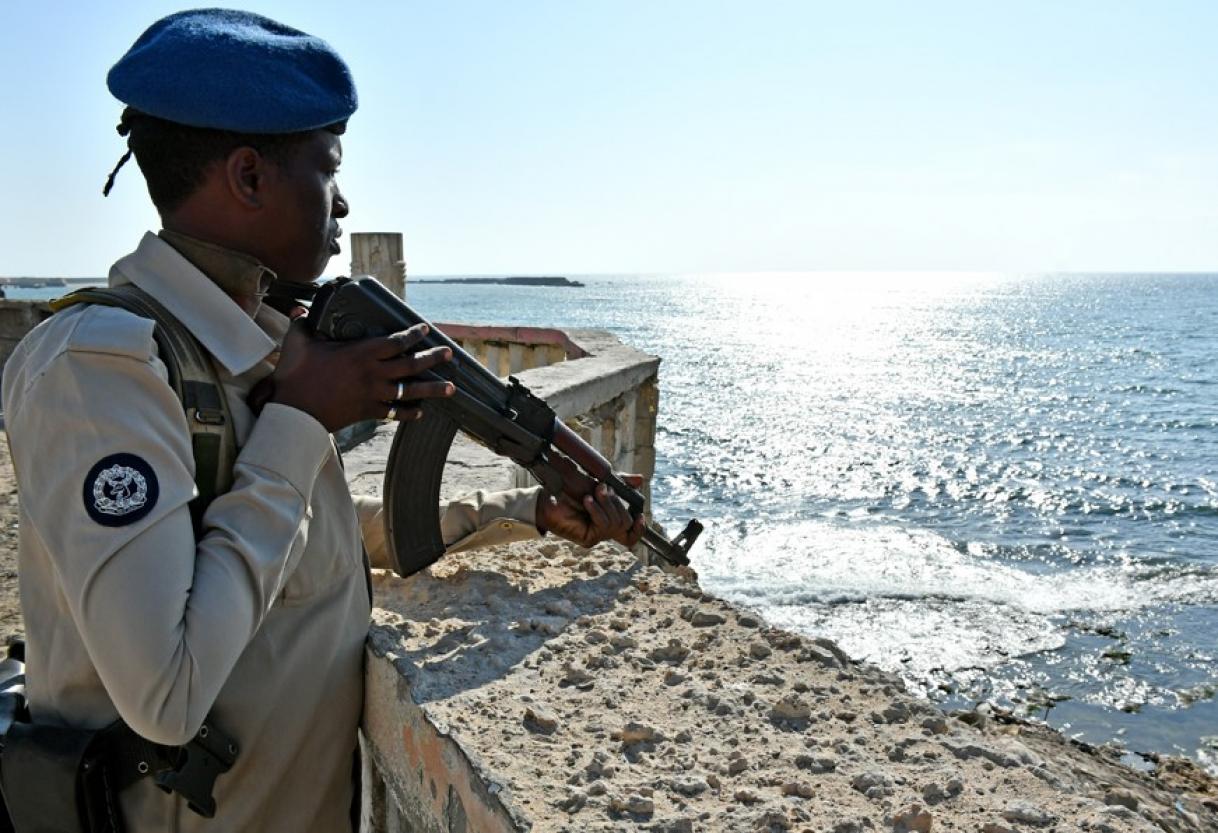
[1,232,542,832]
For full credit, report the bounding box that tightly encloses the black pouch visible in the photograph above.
[0,721,123,833]
[0,636,234,832]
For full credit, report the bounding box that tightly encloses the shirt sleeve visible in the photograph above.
[353,487,543,571]
[7,346,332,746]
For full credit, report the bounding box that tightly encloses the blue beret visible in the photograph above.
[107,8,357,134]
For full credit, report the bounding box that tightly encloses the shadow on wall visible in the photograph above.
[370,557,640,704]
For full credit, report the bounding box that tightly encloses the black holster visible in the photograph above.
[0,721,123,833]
[1,718,239,833]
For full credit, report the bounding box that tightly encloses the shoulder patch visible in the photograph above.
[83,454,160,527]
[66,305,156,363]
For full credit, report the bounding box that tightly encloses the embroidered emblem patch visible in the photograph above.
[82,454,159,527]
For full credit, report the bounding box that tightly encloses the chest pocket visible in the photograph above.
[278,456,365,604]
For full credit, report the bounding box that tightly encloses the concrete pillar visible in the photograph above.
[632,379,660,507]
[601,416,617,464]
[620,395,638,464]
[351,232,406,298]
[484,344,501,377]
[508,343,525,375]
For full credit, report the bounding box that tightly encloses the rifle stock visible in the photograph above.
[307,276,703,576]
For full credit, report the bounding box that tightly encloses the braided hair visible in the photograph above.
[103,108,345,212]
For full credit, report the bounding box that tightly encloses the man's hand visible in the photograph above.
[536,475,646,549]
[266,319,454,432]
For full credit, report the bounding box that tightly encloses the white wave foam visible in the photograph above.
[761,596,1064,681]
[699,519,1218,615]
[697,518,1218,675]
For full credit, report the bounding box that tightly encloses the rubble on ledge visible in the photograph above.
[368,539,1218,833]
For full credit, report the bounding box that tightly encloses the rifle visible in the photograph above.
[305,276,703,576]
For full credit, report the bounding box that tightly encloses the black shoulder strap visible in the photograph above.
[51,286,237,533]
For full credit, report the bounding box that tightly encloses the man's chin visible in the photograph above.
[318,249,340,279]
[271,271,326,288]
[281,257,332,286]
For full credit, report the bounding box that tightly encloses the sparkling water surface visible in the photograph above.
[408,272,1218,773]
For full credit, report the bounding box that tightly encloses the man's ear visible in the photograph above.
[223,146,269,209]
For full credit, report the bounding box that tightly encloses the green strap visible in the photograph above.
[53,287,237,533]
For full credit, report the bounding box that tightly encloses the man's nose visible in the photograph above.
[333,189,350,219]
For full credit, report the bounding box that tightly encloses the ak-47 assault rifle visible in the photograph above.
[304,276,703,577]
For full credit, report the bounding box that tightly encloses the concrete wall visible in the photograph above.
[345,326,664,833]
[439,323,585,378]
[434,324,658,504]
[0,301,53,373]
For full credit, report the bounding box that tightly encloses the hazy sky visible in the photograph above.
[4,1,1217,276]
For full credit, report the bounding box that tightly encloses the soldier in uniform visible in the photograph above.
[1,9,640,831]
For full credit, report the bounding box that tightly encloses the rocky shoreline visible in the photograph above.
[368,538,1218,832]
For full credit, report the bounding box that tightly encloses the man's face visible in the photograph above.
[258,130,349,283]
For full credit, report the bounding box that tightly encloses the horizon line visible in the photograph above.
[5,269,1218,283]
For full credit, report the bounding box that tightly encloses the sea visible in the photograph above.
[9,273,1217,773]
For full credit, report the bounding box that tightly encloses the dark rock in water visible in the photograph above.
[0,277,71,288]
[505,276,585,287]
[414,276,585,287]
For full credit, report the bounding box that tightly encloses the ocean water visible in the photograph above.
[13,273,1217,771]
[406,272,1218,774]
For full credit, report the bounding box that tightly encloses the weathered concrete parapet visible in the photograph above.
[360,628,526,833]
[0,300,53,372]
[349,324,669,833]
[357,537,1218,833]
[439,323,585,378]
[443,326,660,503]
[344,326,662,506]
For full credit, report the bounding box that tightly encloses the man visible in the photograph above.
[1,9,640,831]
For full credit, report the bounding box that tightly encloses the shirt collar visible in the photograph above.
[109,232,278,376]
[158,229,277,299]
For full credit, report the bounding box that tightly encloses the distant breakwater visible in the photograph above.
[414,276,585,288]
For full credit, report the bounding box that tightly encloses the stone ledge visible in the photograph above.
[361,540,1218,833]
[342,327,662,505]
[362,627,527,833]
